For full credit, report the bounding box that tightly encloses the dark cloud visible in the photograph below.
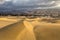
[0,0,60,9]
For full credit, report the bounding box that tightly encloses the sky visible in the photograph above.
[0,0,59,5]
[0,0,57,4]
[0,0,60,9]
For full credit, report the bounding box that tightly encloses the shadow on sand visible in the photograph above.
[0,21,25,40]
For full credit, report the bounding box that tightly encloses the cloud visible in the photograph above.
[0,0,5,4]
[0,0,58,5]
[0,0,60,9]
[5,0,11,1]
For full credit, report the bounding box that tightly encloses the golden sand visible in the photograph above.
[0,17,60,40]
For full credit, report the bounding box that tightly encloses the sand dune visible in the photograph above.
[0,17,60,40]
[0,21,25,40]
[24,19,60,40]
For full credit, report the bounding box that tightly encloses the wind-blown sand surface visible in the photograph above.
[0,17,21,29]
[0,17,60,40]
[24,18,60,40]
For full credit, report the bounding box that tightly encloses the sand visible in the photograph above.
[0,17,60,40]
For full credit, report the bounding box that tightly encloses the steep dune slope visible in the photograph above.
[0,21,25,40]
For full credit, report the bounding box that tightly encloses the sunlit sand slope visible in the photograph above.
[34,24,60,40]
[0,21,25,40]
[0,17,20,29]
[24,19,60,40]
[0,21,36,40]
[0,17,60,40]
[16,28,36,40]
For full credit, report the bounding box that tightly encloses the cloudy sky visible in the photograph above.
[0,0,59,5]
[0,0,60,9]
[0,0,58,4]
